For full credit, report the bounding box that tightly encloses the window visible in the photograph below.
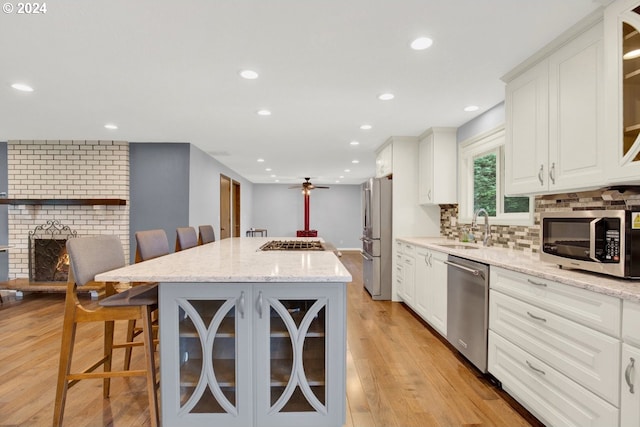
[459,126,533,226]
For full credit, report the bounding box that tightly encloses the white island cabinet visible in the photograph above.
[95,237,351,427]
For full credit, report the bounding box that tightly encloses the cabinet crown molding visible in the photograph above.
[501,7,605,83]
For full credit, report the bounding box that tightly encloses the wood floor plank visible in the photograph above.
[0,252,539,426]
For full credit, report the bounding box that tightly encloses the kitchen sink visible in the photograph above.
[436,244,479,250]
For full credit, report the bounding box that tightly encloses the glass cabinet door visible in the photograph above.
[268,298,327,413]
[160,284,251,427]
[255,285,345,427]
[620,7,640,164]
[178,298,238,413]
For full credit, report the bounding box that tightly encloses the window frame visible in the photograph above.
[458,125,534,226]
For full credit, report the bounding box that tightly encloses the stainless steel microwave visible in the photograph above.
[540,210,640,279]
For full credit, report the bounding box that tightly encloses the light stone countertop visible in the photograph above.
[95,237,352,284]
[398,236,640,303]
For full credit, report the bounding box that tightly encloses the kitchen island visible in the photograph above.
[96,237,352,427]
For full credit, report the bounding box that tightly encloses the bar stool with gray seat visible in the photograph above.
[53,235,159,427]
[198,225,216,245]
[175,226,198,251]
[123,228,170,370]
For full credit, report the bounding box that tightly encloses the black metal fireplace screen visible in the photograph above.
[28,220,77,282]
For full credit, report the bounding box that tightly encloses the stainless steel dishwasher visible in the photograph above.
[445,255,490,373]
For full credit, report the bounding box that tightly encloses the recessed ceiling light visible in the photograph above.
[464,105,479,112]
[378,93,395,101]
[265,168,272,171]
[344,169,351,173]
[240,70,259,79]
[350,141,359,146]
[339,175,344,179]
[257,158,265,162]
[410,37,433,50]
[360,124,372,130]
[270,174,276,178]
[275,179,280,183]
[104,124,118,130]
[352,160,359,164]
[11,83,34,92]
[335,180,340,183]
[257,109,271,116]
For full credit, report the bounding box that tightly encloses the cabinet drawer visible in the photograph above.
[490,267,621,337]
[490,290,620,404]
[489,331,619,427]
[623,300,640,347]
[402,243,415,257]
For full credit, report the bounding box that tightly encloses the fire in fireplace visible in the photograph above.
[28,220,77,282]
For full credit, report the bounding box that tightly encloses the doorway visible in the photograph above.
[219,174,241,239]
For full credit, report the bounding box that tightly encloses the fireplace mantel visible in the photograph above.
[0,198,126,206]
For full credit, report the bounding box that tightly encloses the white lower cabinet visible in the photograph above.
[397,242,415,305]
[405,244,447,337]
[489,331,619,427]
[428,251,448,336]
[621,344,640,427]
[160,282,346,427]
[490,290,620,404]
[621,300,640,427]
[488,266,622,427]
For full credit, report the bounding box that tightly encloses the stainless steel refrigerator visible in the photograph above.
[361,177,392,300]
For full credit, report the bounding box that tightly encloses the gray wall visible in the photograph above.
[129,143,190,261]
[0,142,7,280]
[252,183,362,249]
[188,145,253,239]
[456,102,505,143]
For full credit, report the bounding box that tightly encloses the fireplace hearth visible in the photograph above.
[28,220,77,282]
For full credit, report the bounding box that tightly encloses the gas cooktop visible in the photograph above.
[259,240,325,251]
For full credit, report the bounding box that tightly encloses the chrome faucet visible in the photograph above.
[472,208,492,247]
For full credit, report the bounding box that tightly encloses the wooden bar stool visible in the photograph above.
[198,224,216,245]
[53,235,159,427]
[175,226,197,251]
[123,229,170,370]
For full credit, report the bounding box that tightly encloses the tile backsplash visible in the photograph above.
[439,187,640,254]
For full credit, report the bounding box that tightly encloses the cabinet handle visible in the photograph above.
[527,311,547,322]
[526,360,546,376]
[625,357,635,394]
[257,291,263,319]
[549,162,556,185]
[527,279,547,287]
[537,164,544,186]
[428,189,432,201]
[238,291,245,319]
[429,253,433,267]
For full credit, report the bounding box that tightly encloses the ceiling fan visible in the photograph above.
[288,177,330,194]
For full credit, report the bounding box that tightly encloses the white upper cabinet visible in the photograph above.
[375,143,392,178]
[605,0,640,183]
[505,15,605,195]
[418,127,457,205]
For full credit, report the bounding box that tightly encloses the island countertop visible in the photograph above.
[95,237,352,283]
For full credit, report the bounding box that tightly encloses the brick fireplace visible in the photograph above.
[6,141,130,280]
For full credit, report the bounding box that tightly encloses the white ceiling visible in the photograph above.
[0,0,607,185]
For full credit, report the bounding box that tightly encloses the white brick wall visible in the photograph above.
[7,141,130,279]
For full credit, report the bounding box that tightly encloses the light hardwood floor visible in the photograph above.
[0,252,540,427]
